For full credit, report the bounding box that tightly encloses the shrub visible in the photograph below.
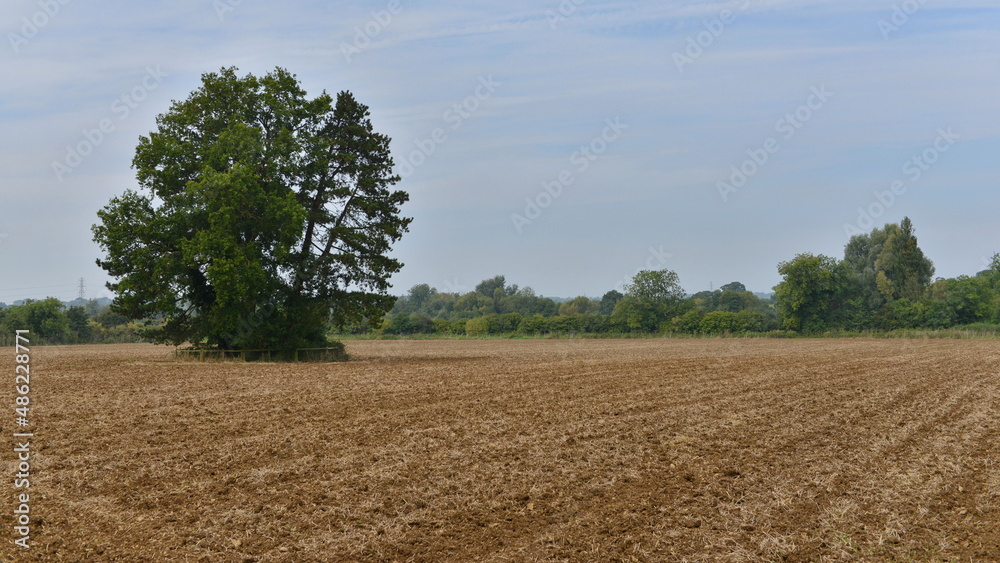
[700,311,740,334]
[547,315,582,334]
[496,313,524,333]
[383,314,414,335]
[735,310,769,332]
[431,318,452,334]
[465,317,489,336]
[674,310,704,333]
[584,314,611,333]
[518,314,548,335]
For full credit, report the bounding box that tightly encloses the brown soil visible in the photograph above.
[3,339,999,561]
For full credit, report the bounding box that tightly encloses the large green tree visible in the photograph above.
[774,254,854,332]
[611,269,685,331]
[841,217,935,329]
[875,217,935,300]
[844,217,934,306]
[475,275,507,297]
[843,226,890,313]
[93,67,410,352]
[599,290,624,315]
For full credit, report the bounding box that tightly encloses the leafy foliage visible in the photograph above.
[364,270,780,336]
[774,218,977,333]
[611,270,686,332]
[774,254,852,332]
[0,299,143,344]
[93,67,410,351]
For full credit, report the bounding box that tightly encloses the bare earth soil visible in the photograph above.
[3,339,1000,561]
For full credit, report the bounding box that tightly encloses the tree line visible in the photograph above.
[346,272,779,336]
[775,217,1000,332]
[8,217,997,343]
[0,299,143,345]
[354,217,1000,337]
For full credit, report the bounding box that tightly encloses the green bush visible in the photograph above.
[465,317,489,336]
[735,310,769,332]
[547,315,582,334]
[518,314,548,335]
[881,298,926,330]
[431,318,451,334]
[922,300,956,329]
[496,313,523,333]
[674,310,704,333]
[383,314,414,335]
[700,311,740,333]
[584,314,611,333]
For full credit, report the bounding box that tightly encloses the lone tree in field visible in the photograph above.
[93,67,411,353]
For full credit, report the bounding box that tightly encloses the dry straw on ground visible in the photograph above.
[2,339,998,561]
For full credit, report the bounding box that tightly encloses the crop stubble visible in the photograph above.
[2,339,999,561]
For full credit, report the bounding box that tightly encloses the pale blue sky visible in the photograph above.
[1,0,999,302]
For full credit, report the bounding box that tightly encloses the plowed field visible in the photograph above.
[3,339,1000,561]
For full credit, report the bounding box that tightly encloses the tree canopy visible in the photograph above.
[843,216,934,306]
[369,269,775,337]
[92,67,410,352]
[611,269,686,331]
[775,217,943,333]
[774,254,852,332]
